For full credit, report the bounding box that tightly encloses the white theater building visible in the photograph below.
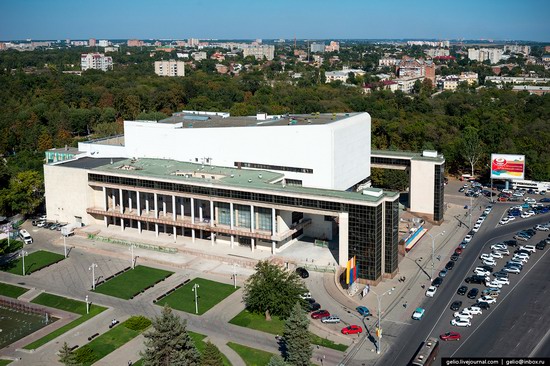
[45,111,403,283]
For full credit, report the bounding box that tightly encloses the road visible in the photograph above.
[376,201,550,366]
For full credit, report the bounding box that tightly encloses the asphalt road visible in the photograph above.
[377,202,550,366]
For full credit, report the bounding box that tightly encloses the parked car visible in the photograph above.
[457,286,468,296]
[482,258,497,267]
[479,296,496,304]
[321,315,341,324]
[475,301,491,310]
[311,310,330,319]
[450,301,462,311]
[503,266,521,274]
[451,318,471,327]
[296,267,309,278]
[467,288,479,299]
[432,277,444,287]
[356,306,370,317]
[440,331,461,341]
[462,306,483,315]
[299,292,312,299]
[536,241,547,250]
[520,245,536,253]
[412,307,425,320]
[308,302,321,312]
[439,269,448,278]
[453,311,473,319]
[445,261,455,270]
[341,325,362,335]
[425,286,437,297]
[450,253,460,262]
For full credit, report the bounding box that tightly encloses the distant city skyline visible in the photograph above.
[1,0,549,42]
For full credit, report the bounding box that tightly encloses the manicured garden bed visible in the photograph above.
[93,265,173,299]
[227,342,274,366]
[0,282,28,298]
[0,250,64,275]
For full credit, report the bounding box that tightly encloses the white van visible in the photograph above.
[19,229,33,244]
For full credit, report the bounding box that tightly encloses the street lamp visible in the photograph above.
[192,283,200,314]
[62,235,67,258]
[371,286,395,355]
[427,231,445,281]
[89,263,98,290]
[232,263,240,289]
[85,295,89,314]
[20,250,28,276]
[129,244,136,269]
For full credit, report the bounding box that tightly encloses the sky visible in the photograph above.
[1,0,549,42]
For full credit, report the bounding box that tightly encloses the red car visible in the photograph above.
[341,325,362,335]
[440,331,461,341]
[455,247,463,255]
[311,310,330,319]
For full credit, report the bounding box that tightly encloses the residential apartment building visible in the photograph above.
[154,60,185,77]
[467,48,504,64]
[325,67,366,83]
[191,52,207,61]
[396,56,435,84]
[89,38,96,47]
[310,42,325,53]
[98,40,110,47]
[325,41,340,52]
[242,45,275,61]
[504,44,531,55]
[127,39,144,47]
[425,48,450,58]
[81,53,113,71]
[379,57,399,67]
[486,76,550,84]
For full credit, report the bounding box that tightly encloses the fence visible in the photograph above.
[87,234,177,254]
[0,298,51,318]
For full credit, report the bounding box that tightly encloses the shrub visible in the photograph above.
[123,316,151,331]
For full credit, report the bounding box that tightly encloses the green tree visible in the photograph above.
[243,260,308,318]
[58,342,78,366]
[200,341,223,366]
[1,170,44,216]
[283,302,312,366]
[267,355,288,366]
[141,305,200,366]
[461,126,484,177]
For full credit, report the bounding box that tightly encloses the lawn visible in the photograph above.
[229,310,348,352]
[73,316,150,366]
[0,360,12,366]
[0,250,64,275]
[0,282,29,298]
[24,293,107,350]
[227,342,274,366]
[94,265,173,299]
[189,331,231,366]
[0,238,23,254]
[156,278,238,315]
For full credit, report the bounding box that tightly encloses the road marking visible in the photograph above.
[450,246,550,357]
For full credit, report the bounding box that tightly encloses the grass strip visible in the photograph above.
[227,342,274,366]
[94,265,173,299]
[0,282,29,298]
[0,250,64,275]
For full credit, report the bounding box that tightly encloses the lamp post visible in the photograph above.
[85,295,89,314]
[232,263,239,289]
[427,231,445,281]
[20,250,28,276]
[89,263,98,290]
[371,287,395,355]
[63,235,67,258]
[192,283,200,314]
[129,244,135,269]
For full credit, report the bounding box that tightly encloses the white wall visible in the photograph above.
[303,213,333,241]
[78,142,127,158]
[44,164,91,225]
[409,160,435,216]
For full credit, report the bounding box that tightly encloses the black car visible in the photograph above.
[514,249,531,256]
[450,301,462,311]
[457,286,468,296]
[465,275,486,284]
[306,298,317,304]
[504,240,518,247]
[479,265,494,272]
[308,302,321,312]
[450,253,460,262]
[432,277,444,287]
[475,301,491,310]
[493,271,509,279]
[296,267,309,278]
[445,261,455,270]
[467,288,479,299]
[536,241,547,250]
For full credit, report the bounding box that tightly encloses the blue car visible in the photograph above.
[356,306,370,317]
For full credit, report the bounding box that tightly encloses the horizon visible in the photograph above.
[1,0,549,43]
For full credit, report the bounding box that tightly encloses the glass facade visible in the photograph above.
[217,202,231,226]
[235,204,251,228]
[257,207,272,231]
[384,200,399,274]
[371,156,411,167]
[234,162,313,174]
[348,204,382,281]
[433,163,445,222]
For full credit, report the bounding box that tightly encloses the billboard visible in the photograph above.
[490,154,525,180]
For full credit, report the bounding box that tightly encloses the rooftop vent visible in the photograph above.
[248,179,252,183]
[258,174,262,179]
[362,188,383,198]
[422,150,438,158]
[256,112,268,121]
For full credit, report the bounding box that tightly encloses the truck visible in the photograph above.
[61,224,75,237]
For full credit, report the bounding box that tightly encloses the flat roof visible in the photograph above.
[371,149,445,163]
[156,112,362,129]
[47,146,80,154]
[80,157,396,204]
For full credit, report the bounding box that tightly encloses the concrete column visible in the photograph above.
[172,195,176,221]
[199,205,203,222]
[338,212,349,267]
[230,202,234,230]
[137,191,141,216]
[251,238,255,252]
[230,235,234,249]
[210,200,214,227]
[155,223,159,237]
[112,191,116,211]
[272,208,276,235]
[102,186,108,211]
[191,198,195,223]
[154,193,158,219]
[145,194,149,214]
[272,241,276,254]
[192,229,195,242]
[129,192,133,213]
[211,233,215,246]
[121,218,124,231]
[138,220,142,233]
[162,196,166,217]
[119,188,123,214]
[180,199,184,219]
[173,226,177,241]
[250,205,255,232]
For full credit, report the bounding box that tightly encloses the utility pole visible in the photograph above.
[20,250,28,276]
[192,283,200,314]
[89,263,98,290]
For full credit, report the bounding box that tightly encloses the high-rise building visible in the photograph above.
[81,53,113,71]
[325,41,340,52]
[98,40,110,47]
[127,39,144,47]
[242,45,275,60]
[467,48,503,64]
[310,42,325,53]
[89,38,96,47]
[154,60,185,77]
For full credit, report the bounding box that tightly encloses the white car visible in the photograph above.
[482,258,497,266]
[486,281,503,289]
[535,224,550,231]
[507,216,516,221]
[490,251,504,259]
[451,318,472,327]
[321,316,341,324]
[511,256,528,264]
[491,277,510,286]
[503,266,521,274]
[463,306,482,315]
[491,244,507,251]
[499,217,510,225]
[425,286,437,297]
[472,224,481,233]
[521,211,535,218]
[493,248,510,255]
[479,296,496,304]
[299,292,312,299]
[520,245,536,253]
[463,235,473,243]
[514,251,530,258]
[453,311,473,319]
[480,253,494,261]
[474,268,491,277]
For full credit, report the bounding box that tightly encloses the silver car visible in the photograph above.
[321,315,341,324]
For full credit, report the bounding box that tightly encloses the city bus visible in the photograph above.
[410,337,440,366]
[511,180,549,193]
